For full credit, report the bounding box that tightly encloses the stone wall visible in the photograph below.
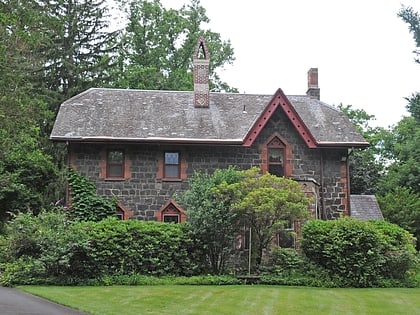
[68,107,350,220]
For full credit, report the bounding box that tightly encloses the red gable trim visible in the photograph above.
[156,198,187,223]
[243,89,317,148]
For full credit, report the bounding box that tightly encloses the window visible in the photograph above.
[107,150,124,178]
[163,215,179,224]
[268,148,284,177]
[277,220,295,248]
[156,199,187,223]
[262,134,290,177]
[164,152,180,178]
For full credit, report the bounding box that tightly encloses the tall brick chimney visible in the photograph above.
[193,37,210,108]
[306,68,320,100]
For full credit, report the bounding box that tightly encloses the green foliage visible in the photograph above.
[74,218,199,278]
[337,104,385,194]
[265,248,306,274]
[177,167,243,274]
[227,168,309,268]
[0,213,201,285]
[86,274,241,286]
[68,169,117,222]
[0,210,86,285]
[377,187,420,249]
[113,0,237,92]
[35,0,120,109]
[398,5,420,64]
[379,116,420,195]
[301,218,418,287]
[0,128,58,217]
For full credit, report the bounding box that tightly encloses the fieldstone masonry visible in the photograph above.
[69,105,350,221]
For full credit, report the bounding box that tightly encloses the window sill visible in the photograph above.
[104,177,127,181]
[162,178,182,182]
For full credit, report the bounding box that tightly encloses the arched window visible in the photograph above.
[267,136,286,177]
[260,133,292,177]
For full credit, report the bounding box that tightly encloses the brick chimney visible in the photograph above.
[193,37,210,108]
[306,68,320,100]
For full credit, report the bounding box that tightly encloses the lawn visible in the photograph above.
[18,285,420,315]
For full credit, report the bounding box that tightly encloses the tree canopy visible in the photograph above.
[220,168,309,268]
[111,0,237,92]
[0,0,237,225]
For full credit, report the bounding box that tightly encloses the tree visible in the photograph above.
[113,0,237,92]
[377,187,420,249]
[378,115,420,195]
[398,5,420,64]
[374,7,420,249]
[0,0,58,223]
[35,0,120,113]
[177,167,242,274]
[337,104,385,194]
[225,168,309,269]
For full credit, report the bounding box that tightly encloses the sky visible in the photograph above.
[159,0,420,128]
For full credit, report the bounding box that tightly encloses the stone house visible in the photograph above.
[50,38,369,231]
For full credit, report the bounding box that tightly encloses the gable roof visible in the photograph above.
[50,87,368,148]
[350,195,384,221]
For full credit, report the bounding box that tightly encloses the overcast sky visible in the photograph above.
[159,0,420,128]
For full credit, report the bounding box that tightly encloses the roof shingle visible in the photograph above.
[350,195,384,221]
[50,88,368,147]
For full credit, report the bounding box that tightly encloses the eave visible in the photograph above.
[316,141,370,149]
[50,136,244,145]
[243,89,318,148]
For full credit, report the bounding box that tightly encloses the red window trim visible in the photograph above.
[100,147,131,180]
[156,199,187,223]
[163,151,181,179]
[156,149,188,181]
[260,133,292,177]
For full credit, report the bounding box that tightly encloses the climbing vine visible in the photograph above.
[68,169,117,222]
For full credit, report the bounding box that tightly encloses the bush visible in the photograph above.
[0,257,46,286]
[0,212,202,285]
[301,218,418,287]
[75,218,201,278]
[263,248,306,276]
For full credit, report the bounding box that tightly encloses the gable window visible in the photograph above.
[164,152,180,179]
[107,150,124,178]
[156,199,187,223]
[163,215,179,224]
[262,134,289,177]
[268,148,284,177]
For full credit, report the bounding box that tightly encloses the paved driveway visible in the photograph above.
[0,286,86,315]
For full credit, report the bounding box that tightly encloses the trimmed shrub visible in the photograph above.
[301,218,418,287]
[75,218,200,278]
[0,212,201,285]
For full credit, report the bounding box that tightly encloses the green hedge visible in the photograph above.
[72,218,200,278]
[301,218,417,287]
[0,212,201,285]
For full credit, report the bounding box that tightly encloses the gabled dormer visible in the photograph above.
[244,89,317,148]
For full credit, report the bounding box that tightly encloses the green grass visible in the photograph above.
[19,285,420,315]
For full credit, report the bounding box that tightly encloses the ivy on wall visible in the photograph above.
[68,169,117,222]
